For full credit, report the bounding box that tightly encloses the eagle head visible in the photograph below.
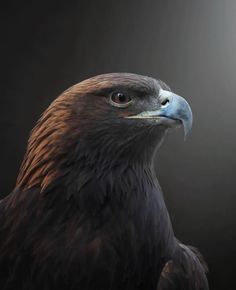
[16,73,192,191]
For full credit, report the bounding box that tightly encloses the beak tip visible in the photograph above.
[183,113,193,140]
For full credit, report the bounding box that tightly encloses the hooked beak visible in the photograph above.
[125,89,193,138]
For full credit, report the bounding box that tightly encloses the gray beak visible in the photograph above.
[126,89,193,138]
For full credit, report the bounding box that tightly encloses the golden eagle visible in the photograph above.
[0,73,208,290]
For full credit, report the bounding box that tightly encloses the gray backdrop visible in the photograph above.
[1,1,236,289]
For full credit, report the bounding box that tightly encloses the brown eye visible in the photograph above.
[109,92,132,108]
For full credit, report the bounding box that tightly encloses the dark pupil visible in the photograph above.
[116,93,127,103]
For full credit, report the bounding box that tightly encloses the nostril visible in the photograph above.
[161,98,170,106]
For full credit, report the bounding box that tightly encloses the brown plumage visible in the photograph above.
[0,73,208,290]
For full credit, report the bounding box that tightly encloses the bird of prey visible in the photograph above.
[0,73,208,290]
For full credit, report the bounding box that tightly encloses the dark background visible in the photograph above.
[1,0,236,289]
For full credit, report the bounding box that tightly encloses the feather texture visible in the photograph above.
[0,73,208,290]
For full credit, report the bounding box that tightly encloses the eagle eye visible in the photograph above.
[109,92,132,108]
